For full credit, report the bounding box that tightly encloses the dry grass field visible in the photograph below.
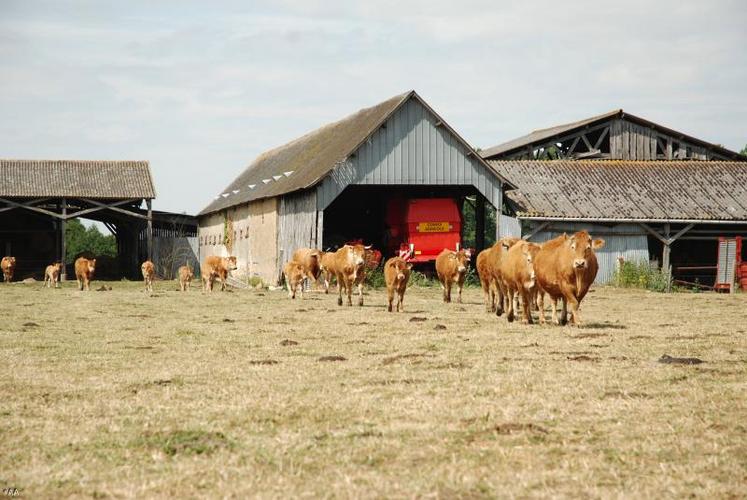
[1,279,745,498]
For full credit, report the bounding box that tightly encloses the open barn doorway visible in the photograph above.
[321,185,497,263]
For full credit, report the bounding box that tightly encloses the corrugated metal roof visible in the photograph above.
[199,90,508,216]
[489,160,747,221]
[200,92,411,215]
[0,159,155,199]
[480,110,744,160]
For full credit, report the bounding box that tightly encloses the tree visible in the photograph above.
[740,144,747,157]
[65,219,117,263]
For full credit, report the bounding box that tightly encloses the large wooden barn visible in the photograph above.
[198,91,513,284]
[483,111,747,285]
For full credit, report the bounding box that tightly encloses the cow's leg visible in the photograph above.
[538,291,546,325]
[397,289,404,312]
[336,273,344,306]
[521,289,534,324]
[566,295,581,326]
[481,278,491,312]
[559,297,568,326]
[323,271,330,294]
[346,279,353,306]
[457,279,464,304]
[387,286,394,312]
[357,282,364,306]
[506,288,515,322]
[495,282,505,317]
[445,281,452,303]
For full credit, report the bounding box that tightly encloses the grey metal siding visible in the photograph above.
[316,98,502,210]
[525,223,650,284]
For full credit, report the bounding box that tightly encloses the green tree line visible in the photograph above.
[65,219,117,263]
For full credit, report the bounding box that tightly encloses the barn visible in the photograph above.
[0,159,198,280]
[482,110,747,286]
[198,91,513,285]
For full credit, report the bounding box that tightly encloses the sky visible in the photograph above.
[1,0,746,215]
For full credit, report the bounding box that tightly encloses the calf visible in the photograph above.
[534,231,604,326]
[1,256,16,283]
[500,241,541,324]
[384,256,412,312]
[327,244,368,306]
[435,248,471,303]
[201,256,238,292]
[44,262,62,288]
[141,260,155,293]
[74,257,96,291]
[178,265,194,291]
[291,248,322,286]
[283,260,306,299]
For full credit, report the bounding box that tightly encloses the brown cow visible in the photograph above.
[291,248,322,286]
[384,256,412,312]
[476,237,522,314]
[534,231,605,326]
[141,260,155,293]
[319,251,337,294]
[201,256,238,292]
[283,260,306,299]
[1,256,15,283]
[500,241,541,324]
[327,244,368,306]
[435,248,472,303]
[178,265,194,291]
[74,257,96,291]
[44,262,62,288]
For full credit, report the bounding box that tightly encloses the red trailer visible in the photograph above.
[385,197,462,263]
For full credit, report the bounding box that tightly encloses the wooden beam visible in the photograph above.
[639,222,667,244]
[523,221,550,241]
[581,133,594,151]
[565,136,580,158]
[593,127,610,149]
[67,198,139,219]
[78,198,149,220]
[0,197,62,218]
[60,198,67,281]
[146,199,153,261]
[475,196,485,253]
[668,223,695,245]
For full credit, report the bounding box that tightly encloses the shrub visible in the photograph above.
[613,260,670,292]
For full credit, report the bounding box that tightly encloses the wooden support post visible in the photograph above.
[475,196,485,252]
[662,223,671,292]
[146,199,153,261]
[60,197,67,281]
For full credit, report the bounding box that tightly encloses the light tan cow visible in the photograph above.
[44,262,62,288]
[476,237,522,314]
[1,256,16,283]
[74,257,96,291]
[500,241,541,324]
[435,248,472,303]
[178,265,194,291]
[291,248,322,285]
[326,244,368,306]
[201,256,238,292]
[283,260,306,299]
[141,260,155,293]
[319,251,337,294]
[534,231,604,326]
[384,256,412,312]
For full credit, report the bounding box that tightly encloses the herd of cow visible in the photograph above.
[1,230,604,326]
[280,230,604,326]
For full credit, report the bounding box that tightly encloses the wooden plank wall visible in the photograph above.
[611,118,716,160]
[277,189,318,281]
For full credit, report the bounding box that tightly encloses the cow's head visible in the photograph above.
[53,262,62,271]
[88,259,96,273]
[499,236,521,252]
[567,231,605,270]
[392,258,412,282]
[225,256,238,270]
[451,249,471,274]
[7,257,16,265]
[346,245,366,267]
[521,242,541,289]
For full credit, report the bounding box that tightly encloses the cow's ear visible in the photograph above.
[592,239,605,250]
[566,238,574,247]
[406,264,413,270]
[465,249,472,258]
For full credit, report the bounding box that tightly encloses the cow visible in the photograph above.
[74,257,96,291]
[476,237,522,314]
[44,262,62,288]
[1,256,16,283]
[384,256,412,312]
[291,248,322,287]
[177,264,194,291]
[201,256,238,292]
[435,248,472,303]
[327,244,368,306]
[534,231,605,326]
[319,251,337,294]
[141,260,155,293]
[283,260,306,299]
[500,241,541,324]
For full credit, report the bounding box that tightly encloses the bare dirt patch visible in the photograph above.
[658,354,704,365]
